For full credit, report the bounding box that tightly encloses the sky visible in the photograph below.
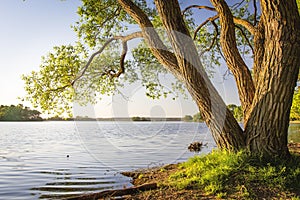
[0,0,240,118]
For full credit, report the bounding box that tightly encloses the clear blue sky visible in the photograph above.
[0,0,240,117]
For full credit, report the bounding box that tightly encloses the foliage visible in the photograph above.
[169,150,300,198]
[291,88,300,121]
[182,115,193,122]
[193,112,203,122]
[22,45,86,116]
[74,0,156,48]
[131,116,150,121]
[0,104,42,121]
[227,104,243,122]
[22,0,257,116]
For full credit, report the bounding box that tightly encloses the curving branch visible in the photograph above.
[199,19,219,57]
[232,17,256,35]
[182,4,256,35]
[193,15,219,39]
[182,5,216,15]
[193,17,255,56]
[210,0,255,123]
[231,0,247,9]
[71,31,143,85]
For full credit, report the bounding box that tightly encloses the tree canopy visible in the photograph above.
[22,0,257,116]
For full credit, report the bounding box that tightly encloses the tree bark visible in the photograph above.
[245,0,300,157]
[210,0,255,124]
[153,0,245,150]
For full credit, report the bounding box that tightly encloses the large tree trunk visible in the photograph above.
[245,0,300,157]
[153,0,245,150]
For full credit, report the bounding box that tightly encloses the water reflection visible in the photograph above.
[30,168,130,199]
[0,122,299,199]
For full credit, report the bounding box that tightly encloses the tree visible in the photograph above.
[0,104,42,121]
[193,112,203,122]
[183,115,193,122]
[22,0,300,158]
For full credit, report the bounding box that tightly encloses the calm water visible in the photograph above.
[0,121,299,199]
[0,121,214,199]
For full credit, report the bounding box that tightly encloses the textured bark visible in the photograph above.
[153,0,245,150]
[253,18,265,86]
[210,0,255,123]
[245,0,300,157]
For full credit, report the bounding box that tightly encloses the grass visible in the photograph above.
[168,150,300,199]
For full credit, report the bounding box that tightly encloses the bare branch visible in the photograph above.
[233,17,256,35]
[71,38,115,85]
[253,0,258,26]
[193,15,255,57]
[182,5,216,15]
[231,0,247,9]
[72,31,143,85]
[235,25,254,54]
[183,4,256,35]
[104,40,128,78]
[193,15,219,39]
[199,20,219,56]
[216,40,226,61]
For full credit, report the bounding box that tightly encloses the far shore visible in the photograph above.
[1,118,300,123]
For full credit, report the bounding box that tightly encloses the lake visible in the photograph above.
[0,121,299,199]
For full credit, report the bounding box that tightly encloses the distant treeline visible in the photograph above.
[0,104,42,121]
[3,98,298,122]
[183,104,243,122]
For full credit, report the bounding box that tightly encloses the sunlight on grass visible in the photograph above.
[168,150,300,198]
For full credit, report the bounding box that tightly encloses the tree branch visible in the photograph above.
[231,0,247,9]
[233,17,256,35]
[253,0,258,26]
[235,25,254,54]
[182,4,256,35]
[199,20,219,57]
[182,5,216,15]
[72,31,143,85]
[210,0,255,123]
[193,15,219,39]
[117,0,181,79]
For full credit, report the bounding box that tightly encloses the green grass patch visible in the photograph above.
[168,150,300,199]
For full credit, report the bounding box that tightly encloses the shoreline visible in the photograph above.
[67,143,300,200]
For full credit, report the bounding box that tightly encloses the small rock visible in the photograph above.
[188,141,203,152]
